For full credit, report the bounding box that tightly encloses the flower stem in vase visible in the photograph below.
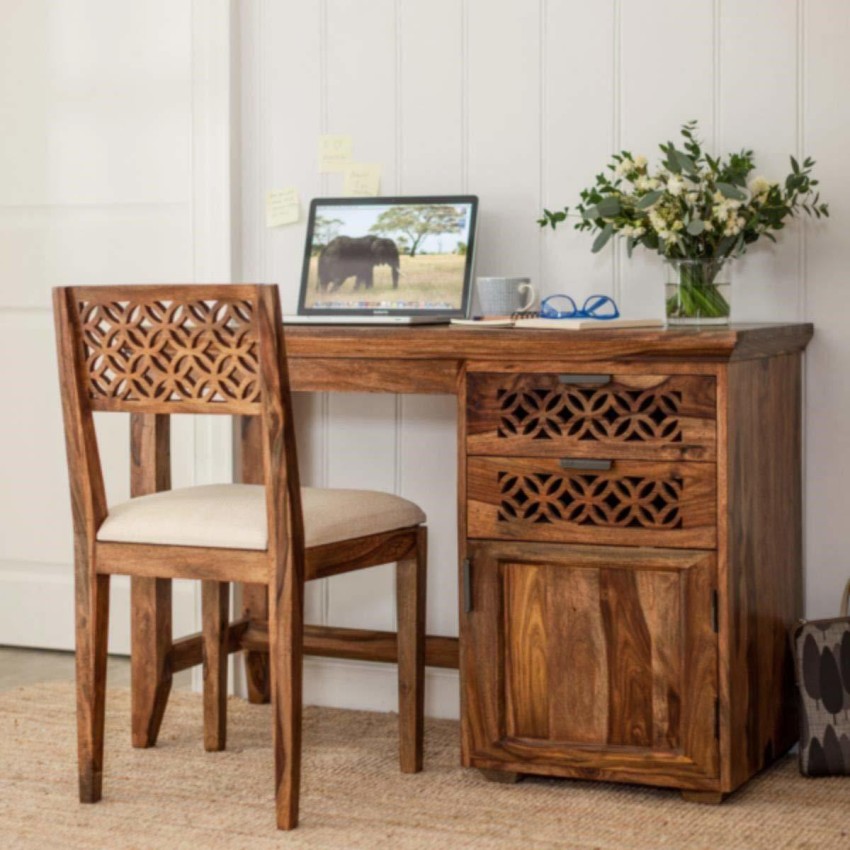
[666,260,731,325]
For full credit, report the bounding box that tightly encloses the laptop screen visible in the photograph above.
[298,196,478,317]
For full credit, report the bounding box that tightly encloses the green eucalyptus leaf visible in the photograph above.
[686,219,705,236]
[591,223,614,253]
[674,150,698,175]
[716,182,747,201]
[636,190,663,210]
[595,197,621,217]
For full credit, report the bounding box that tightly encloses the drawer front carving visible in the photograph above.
[468,457,716,548]
[466,372,716,461]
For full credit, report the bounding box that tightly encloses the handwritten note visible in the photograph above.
[343,163,382,197]
[318,134,353,173]
[265,188,300,228]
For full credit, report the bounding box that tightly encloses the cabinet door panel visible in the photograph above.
[461,542,719,789]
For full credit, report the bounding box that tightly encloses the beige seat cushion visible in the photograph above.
[96,484,425,551]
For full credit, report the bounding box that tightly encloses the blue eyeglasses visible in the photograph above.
[539,294,620,320]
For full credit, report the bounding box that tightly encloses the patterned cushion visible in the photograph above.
[96,484,425,550]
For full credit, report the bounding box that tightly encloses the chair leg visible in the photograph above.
[130,576,172,748]
[75,562,110,803]
[396,526,426,773]
[242,583,271,704]
[202,580,229,752]
[269,558,304,830]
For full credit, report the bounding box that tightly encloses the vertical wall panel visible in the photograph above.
[236,0,850,714]
[259,1,326,624]
[0,0,198,653]
[617,0,715,317]
[466,0,541,284]
[263,1,323,312]
[803,0,850,618]
[720,0,800,321]
[398,0,464,194]
[541,0,616,302]
[324,0,400,631]
[398,0,464,641]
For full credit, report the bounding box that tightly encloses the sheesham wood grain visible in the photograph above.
[460,541,720,790]
[237,414,271,705]
[283,323,813,364]
[396,526,427,773]
[466,372,717,462]
[289,357,460,394]
[95,541,270,583]
[201,580,229,752]
[547,567,608,744]
[719,352,803,793]
[53,288,110,804]
[635,570,682,750]
[239,623,458,669]
[467,457,717,549]
[599,569,654,748]
[504,563,549,740]
[129,413,173,749]
[58,285,430,831]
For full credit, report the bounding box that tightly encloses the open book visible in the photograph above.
[450,316,665,330]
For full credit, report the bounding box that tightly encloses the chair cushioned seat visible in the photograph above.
[96,484,425,551]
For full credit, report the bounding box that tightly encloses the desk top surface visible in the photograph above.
[283,322,813,363]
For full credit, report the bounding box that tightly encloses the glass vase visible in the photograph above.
[665,259,731,325]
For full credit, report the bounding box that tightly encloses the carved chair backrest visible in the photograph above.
[53,284,303,561]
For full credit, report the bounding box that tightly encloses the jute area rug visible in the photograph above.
[0,683,847,849]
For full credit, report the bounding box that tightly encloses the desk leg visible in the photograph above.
[239,415,271,703]
[130,414,173,747]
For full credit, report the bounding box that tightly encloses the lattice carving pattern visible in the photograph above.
[497,471,684,529]
[76,299,261,406]
[496,386,684,443]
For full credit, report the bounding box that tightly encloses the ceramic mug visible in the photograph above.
[475,277,537,316]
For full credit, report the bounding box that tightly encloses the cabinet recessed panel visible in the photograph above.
[461,542,719,788]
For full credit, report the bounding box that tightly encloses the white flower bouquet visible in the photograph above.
[539,121,828,321]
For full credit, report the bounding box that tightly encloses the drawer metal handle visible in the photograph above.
[559,457,613,471]
[558,373,612,386]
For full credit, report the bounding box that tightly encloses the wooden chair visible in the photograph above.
[53,284,427,830]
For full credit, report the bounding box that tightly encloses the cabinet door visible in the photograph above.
[460,541,719,789]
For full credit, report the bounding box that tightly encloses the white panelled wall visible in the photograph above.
[240,0,850,719]
[2,1,848,724]
[0,0,233,655]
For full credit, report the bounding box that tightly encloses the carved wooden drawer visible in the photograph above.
[466,371,716,461]
[467,456,716,549]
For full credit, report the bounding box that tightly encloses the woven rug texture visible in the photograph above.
[0,683,847,849]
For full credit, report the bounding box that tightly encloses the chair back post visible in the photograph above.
[256,284,306,577]
[53,287,108,546]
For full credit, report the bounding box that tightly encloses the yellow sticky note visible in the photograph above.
[266,188,300,228]
[318,134,353,173]
[343,163,382,197]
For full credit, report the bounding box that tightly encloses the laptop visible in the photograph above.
[285,195,478,325]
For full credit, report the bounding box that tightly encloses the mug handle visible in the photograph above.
[518,283,536,312]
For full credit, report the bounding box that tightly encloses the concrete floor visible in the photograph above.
[0,646,192,693]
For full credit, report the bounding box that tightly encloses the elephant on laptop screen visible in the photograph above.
[317,235,400,292]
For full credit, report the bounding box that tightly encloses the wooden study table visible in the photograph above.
[130,321,812,799]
